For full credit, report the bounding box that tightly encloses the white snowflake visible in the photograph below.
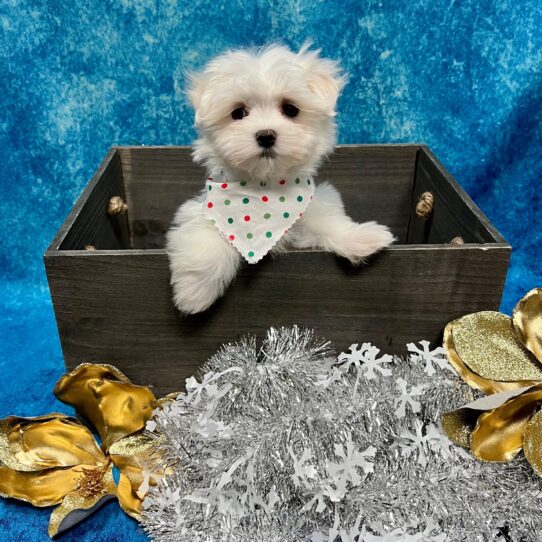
[394,378,426,418]
[338,343,393,380]
[288,447,318,489]
[302,439,376,513]
[407,340,452,376]
[393,420,433,467]
[327,440,376,486]
[425,423,455,459]
[184,366,242,406]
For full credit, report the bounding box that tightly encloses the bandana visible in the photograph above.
[203,171,315,263]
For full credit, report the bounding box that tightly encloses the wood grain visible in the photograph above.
[118,145,418,248]
[45,244,510,396]
[50,150,130,251]
[45,144,511,396]
[407,147,507,244]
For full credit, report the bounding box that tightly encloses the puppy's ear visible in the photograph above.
[186,70,206,124]
[297,43,347,115]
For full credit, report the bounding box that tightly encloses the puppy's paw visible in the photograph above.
[171,270,224,315]
[340,221,395,265]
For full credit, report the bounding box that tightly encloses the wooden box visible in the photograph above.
[45,145,510,395]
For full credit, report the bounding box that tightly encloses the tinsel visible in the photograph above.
[141,328,542,541]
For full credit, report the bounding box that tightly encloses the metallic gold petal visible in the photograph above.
[470,384,542,462]
[54,364,157,448]
[440,409,479,448]
[0,465,89,507]
[0,415,105,472]
[513,288,542,362]
[440,387,535,448]
[444,317,542,394]
[116,471,142,518]
[48,464,118,538]
[108,432,156,457]
[523,409,542,478]
[111,435,155,501]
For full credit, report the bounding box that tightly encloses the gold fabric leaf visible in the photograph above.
[440,409,479,448]
[54,363,157,448]
[1,415,105,472]
[0,363,167,538]
[116,471,143,518]
[523,409,542,478]
[48,464,118,538]
[513,288,542,362]
[444,313,542,394]
[0,465,90,507]
[470,384,542,462]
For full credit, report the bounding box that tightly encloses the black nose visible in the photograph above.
[256,130,276,148]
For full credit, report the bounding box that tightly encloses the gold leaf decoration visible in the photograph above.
[0,364,165,538]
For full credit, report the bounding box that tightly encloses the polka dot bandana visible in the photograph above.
[203,172,315,263]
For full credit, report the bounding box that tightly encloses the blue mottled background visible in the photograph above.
[1,1,541,540]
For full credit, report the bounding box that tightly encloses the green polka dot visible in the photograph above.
[247,232,253,239]
[265,231,272,238]
[210,219,216,224]
[264,213,271,219]
[242,197,250,204]
[307,179,311,185]
[224,199,231,205]
[240,180,247,186]
[279,196,286,203]
[227,217,234,224]
[283,212,290,218]
[295,178,300,184]
[297,195,303,202]
[248,250,254,257]
[208,185,212,191]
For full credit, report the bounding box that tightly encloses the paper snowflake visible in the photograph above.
[407,340,451,376]
[394,378,426,418]
[393,419,432,467]
[338,343,393,380]
[288,447,318,489]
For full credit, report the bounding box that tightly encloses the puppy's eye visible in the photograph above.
[231,107,248,120]
[281,102,299,118]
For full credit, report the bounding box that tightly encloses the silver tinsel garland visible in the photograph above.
[141,327,542,541]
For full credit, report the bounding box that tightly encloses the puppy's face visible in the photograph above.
[188,44,346,179]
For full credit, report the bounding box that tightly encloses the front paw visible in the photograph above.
[170,271,223,315]
[340,221,395,265]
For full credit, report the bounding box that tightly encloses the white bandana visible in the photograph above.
[203,171,315,263]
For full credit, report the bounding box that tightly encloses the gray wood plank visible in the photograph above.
[45,244,509,396]
[407,147,508,245]
[118,145,418,248]
[53,150,130,251]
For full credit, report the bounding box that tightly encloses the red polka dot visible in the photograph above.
[244,215,251,221]
[221,183,228,189]
[207,202,213,208]
[279,179,286,185]
[207,177,213,181]
[229,234,235,241]
[261,195,269,202]
[299,212,303,217]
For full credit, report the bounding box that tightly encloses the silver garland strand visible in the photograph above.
[141,327,542,541]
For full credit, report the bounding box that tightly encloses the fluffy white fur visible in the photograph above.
[167,43,395,314]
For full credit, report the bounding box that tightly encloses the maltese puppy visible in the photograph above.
[167,43,394,314]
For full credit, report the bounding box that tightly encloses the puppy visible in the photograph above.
[167,43,394,314]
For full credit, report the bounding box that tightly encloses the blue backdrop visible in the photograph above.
[1,1,541,540]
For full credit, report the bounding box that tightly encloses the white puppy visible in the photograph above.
[167,43,394,314]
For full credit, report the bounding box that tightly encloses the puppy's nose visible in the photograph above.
[256,129,277,148]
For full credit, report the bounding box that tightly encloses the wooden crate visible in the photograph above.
[44,145,510,395]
